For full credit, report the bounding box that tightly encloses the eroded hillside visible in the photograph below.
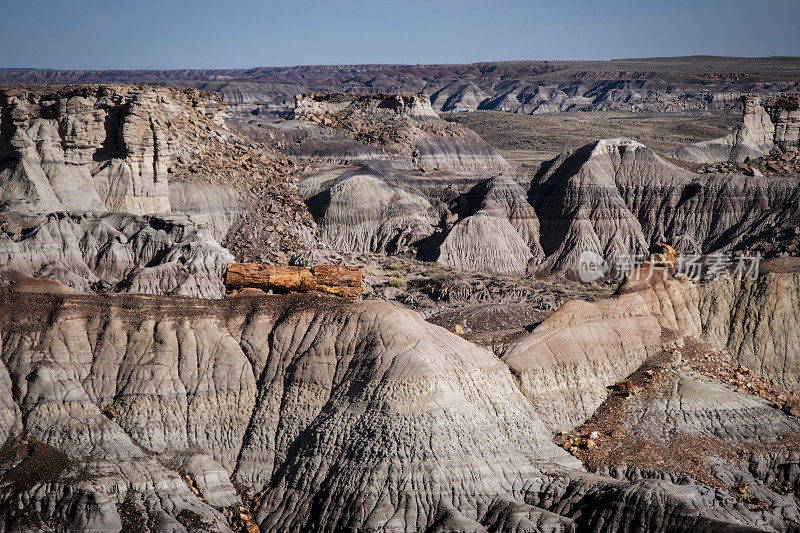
[1,260,800,531]
[282,93,799,280]
[0,80,799,533]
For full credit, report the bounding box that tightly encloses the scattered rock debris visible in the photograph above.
[681,337,800,414]
[699,150,800,177]
[554,337,800,500]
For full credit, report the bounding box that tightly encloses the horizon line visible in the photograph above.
[3,55,800,72]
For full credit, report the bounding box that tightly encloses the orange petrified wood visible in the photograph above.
[224,263,363,298]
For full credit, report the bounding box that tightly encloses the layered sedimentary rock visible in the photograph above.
[0,288,570,531]
[251,92,523,268]
[672,94,800,163]
[1,284,795,531]
[0,84,225,215]
[281,90,798,280]
[216,72,797,119]
[559,346,800,533]
[8,58,798,117]
[303,163,441,254]
[502,260,800,432]
[530,139,659,276]
[699,261,800,389]
[436,177,545,275]
[497,264,800,532]
[0,70,798,533]
[0,211,233,297]
[769,95,800,152]
[0,85,321,294]
[210,73,800,117]
[167,181,240,243]
[283,97,546,275]
[301,162,551,276]
[295,92,439,120]
[281,92,510,173]
[502,275,700,430]
[302,135,800,278]
[528,138,800,277]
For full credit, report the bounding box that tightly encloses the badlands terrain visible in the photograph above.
[3,56,800,118]
[0,56,799,532]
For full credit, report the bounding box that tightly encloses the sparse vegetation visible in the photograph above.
[387,275,406,288]
[340,250,616,350]
[443,110,740,166]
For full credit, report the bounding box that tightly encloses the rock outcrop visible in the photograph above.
[1,67,799,533]
[529,138,800,277]
[436,176,545,275]
[502,260,800,432]
[281,92,510,173]
[0,211,232,297]
[0,290,568,531]
[295,92,439,121]
[301,136,800,278]
[557,340,800,533]
[303,163,441,255]
[502,275,696,430]
[671,94,800,163]
[301,162,552,275]
[0,85,321,295]
[530,139,660,276]
[0,84,225,215]
[699,261,800,389]
[13,86,789,284]
[492,258,800,532]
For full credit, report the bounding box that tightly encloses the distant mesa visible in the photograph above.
[3,57,800,117]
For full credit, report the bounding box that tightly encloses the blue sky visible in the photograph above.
[2,0,799,69]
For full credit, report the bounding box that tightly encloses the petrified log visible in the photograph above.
[224,263,363,298]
